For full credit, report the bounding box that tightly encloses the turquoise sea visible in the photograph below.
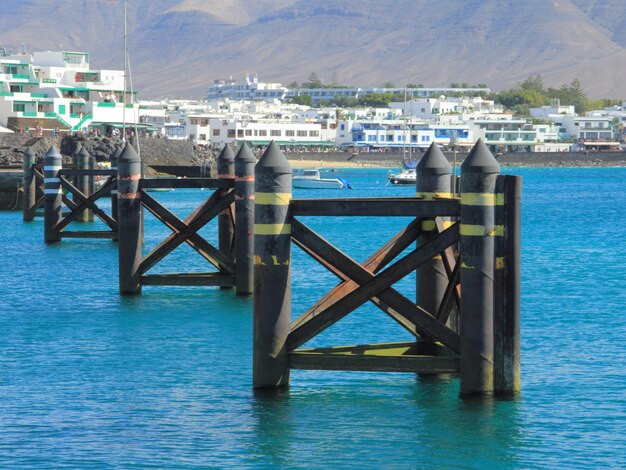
[1,167,625,468]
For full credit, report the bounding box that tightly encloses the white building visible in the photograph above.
[0,50,139,133]
[209,117,333,149]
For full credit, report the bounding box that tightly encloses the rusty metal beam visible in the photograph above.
[139,190,234,275]
[140,191,234,274]
[288,220,461,353]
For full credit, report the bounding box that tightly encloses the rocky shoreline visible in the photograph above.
[2,133,626,170]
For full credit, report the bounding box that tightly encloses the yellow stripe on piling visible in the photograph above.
[255,192,292,205]
[461,193,496,206]
[416,192,453,200]
[254,223,292,235]
[460,224,505,236]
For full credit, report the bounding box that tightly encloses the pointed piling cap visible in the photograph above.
[256,141,291,176]
[417,143,451,175]
[110,144,123,163]
[24,146,35,159]
[461,138,500,174]
[72,143,83,157]
[235,141,257,164]
[217,144,235,177]
[78,145,90,159]
[119,142,140,163]
[217,144,235,164]
[44,145,62,163]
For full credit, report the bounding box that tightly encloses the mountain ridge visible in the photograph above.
[1,0,625,99]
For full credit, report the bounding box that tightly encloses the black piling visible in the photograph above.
[253,142,292,389]
[234,143,256,295]
[494,175,522,395]
[43,146,62,243]
[22,146,36,222]
[459,139,500,396]
[77,146,91,223]
[415,143,452,320]
[117,143,143,295]
[88,154,97,222]
[217,145,236,285]
[110,145,122,237]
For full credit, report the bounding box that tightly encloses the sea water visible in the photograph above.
[0,167,625,468]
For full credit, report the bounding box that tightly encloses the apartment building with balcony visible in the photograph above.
[0,50,139,134]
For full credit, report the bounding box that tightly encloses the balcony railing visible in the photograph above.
[11,74,29,80]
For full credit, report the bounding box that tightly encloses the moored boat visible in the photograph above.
[293,169,351,189]
[387,168,416,185]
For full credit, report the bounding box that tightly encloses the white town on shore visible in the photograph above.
[1,48,624,154]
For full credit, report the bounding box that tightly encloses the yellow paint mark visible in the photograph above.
[461,262,475,269]
[253,255,265,266]
[496,193,504,206]
[495,257,505,270]
[461,193,496,206]
[254,223,291,235]
[421,220,436,231]
[460,224,503,237]
[416,192,453,200]
[460,224,487,236]
[271,255,290,266]
[255,192,291,205]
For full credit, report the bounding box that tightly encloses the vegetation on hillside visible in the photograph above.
[285,72,620,115]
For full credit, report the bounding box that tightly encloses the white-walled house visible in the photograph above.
[0,50,139,133]
[208,117,333,149]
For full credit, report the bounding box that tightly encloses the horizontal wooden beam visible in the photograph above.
[291,198,460,217]
[289,342,459,373]
[141,273,234,287]
[141,178,232,190]
[60,230,116,239]
[59,169,117,177]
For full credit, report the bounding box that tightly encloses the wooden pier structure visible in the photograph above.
[27,138,521,397]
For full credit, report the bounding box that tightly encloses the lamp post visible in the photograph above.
[450,134,458,196]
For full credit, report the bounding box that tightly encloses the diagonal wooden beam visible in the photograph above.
[139,190,235,275]
[140,191,234,273]
[436,260,460,324]
[288,219,461,353]
[57,177,117,231]
[293,237,422,338]
[436,218,461,309]
[291,218,422,333]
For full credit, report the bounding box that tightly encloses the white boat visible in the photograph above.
[293,169,351,189]
[388,168,416,185]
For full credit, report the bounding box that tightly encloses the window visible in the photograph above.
[237,129,244,138]
[199,134,206,140]
[297,130,307,137]
[258,130,267,136]
[387,135,394,142]
[270,130,281,137]
[201,119,209,126]
[190,118,198,125]
[368,135,376,142]
[227,129,235,138]
[13,103,25,112]
[340,124,345,130]
[213,129,220,136]
[309,130,319,137]
[245,129,252,136]
[286,130,295,137]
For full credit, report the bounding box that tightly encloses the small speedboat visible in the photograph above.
[293,169,351,189]
[388,168,416,185]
